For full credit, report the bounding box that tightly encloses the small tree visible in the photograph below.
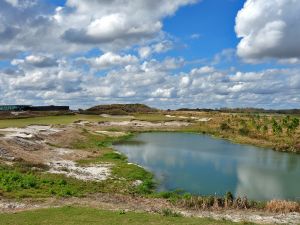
[263,125,268,134]
[287,117,300,135]
[272,118,282,136]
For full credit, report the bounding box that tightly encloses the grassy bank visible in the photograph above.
[0,206,255,225]
[0,130,154,198]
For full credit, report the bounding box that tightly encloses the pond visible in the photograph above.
[114,132,300,200]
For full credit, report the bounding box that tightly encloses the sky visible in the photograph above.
[0,0,300,109]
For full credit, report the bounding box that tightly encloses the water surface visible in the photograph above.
[114,132,300,200]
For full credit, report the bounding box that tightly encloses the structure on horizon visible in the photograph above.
[0,105,69,112]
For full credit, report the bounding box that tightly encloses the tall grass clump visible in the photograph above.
[266,200,300,213]
[176,193,253,210]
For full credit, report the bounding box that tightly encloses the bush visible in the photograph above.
[220,122,231,131]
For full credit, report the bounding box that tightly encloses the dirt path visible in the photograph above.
[0,194,299,224]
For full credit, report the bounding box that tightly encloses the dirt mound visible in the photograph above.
[84,104,157,115]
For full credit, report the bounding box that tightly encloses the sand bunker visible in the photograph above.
[100,114,135,119]
[197,118,212,122]
[95,131,127,137]
[0,126,61,139]
[100,120,190,128]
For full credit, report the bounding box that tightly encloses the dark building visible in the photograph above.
[0,105,69,112]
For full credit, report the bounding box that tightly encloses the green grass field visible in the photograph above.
[0,206,254,225]
[0,115,102,128]
[0,114,133,128]
[0,113,173,128]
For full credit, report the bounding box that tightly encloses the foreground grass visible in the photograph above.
[0,206,254,225]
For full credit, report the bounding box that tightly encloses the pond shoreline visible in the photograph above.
[113,131,300,202]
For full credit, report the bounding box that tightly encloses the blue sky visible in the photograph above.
[164,0,243,59]
[0,0,299,109]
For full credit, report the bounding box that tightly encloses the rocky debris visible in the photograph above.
[0,147,15,161]
[47,160,111,181]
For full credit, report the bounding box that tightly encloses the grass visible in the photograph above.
[66,130,155,195]
[0,114,132,128]
[0,112,181,128]
[0,164,108,198]
[78,148,155,194]
[0,159,154,198]
[133,113,184,122]
[0,206,255,225]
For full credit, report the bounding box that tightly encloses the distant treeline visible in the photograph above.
[176,108,300,115]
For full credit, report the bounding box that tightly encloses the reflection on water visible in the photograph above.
[114,132,300,200]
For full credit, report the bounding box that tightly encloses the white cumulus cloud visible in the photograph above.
[235,0,300,62]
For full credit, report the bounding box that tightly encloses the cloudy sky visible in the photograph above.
[0,0,300,109]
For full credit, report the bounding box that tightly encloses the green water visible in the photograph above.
[114,132,300,200]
